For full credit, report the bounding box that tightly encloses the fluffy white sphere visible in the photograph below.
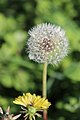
[27,23,69,65]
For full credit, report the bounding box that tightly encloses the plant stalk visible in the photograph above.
[42,62,47,120]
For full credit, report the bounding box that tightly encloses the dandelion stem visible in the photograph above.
[43,62,47,120]
[43,62,47,98]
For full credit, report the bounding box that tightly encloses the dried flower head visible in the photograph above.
[13,93,51,120]
[27,23,69,65]
[0,106,21,120]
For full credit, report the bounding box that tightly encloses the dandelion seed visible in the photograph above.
[27,23,69,65]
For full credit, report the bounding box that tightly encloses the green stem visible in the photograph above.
[43,62,47,98]
[42,62,47,120]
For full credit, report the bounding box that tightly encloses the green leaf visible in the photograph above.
[64,62,80,82]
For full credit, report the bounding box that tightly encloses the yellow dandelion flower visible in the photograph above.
[13,93,51,120]
[13,93,31,107]
[13,93,51,110]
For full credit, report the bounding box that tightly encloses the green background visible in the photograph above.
[0,0,80,120]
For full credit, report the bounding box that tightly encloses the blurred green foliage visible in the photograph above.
[0,0,80,120]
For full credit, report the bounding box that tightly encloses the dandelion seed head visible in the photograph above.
[27,23,69,65]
